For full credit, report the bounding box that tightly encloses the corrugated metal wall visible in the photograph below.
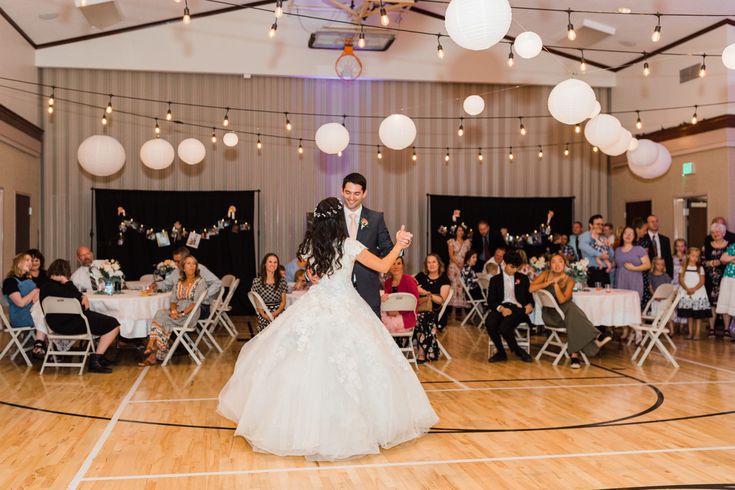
[40,68,608,270]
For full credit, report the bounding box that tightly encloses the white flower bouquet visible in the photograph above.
[568,258,589,287]
[155,259,177,279]
[529,256,547,273]
[98,259,125,281]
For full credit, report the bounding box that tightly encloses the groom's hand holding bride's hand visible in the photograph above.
[396,225,413,249]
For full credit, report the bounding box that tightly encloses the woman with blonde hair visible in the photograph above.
[2,252,47,358]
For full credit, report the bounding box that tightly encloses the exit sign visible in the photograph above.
[682,162,695,176]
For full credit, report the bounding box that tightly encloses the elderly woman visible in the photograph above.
[2,252,48,358]
[414,253,450,362]
[530,254,611,368]
[704,222,730,333]
[381,256,419,333]
[250,253,287,332]
[140,255,207,366]
[40,259,120,373]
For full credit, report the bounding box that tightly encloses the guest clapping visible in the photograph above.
[414,254,450,362]
[250,253,287,333]
[381,257,419,333]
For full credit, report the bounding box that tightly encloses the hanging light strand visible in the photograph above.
[182,0,191,24]
[651,13,662,42]
[566,9,576,41]
[436,34,444,59]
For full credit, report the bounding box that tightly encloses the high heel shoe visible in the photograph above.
[143,336,156,356]
[138,351,158,366]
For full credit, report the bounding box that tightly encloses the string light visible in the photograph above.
[166,102,173,121]
[337,150,343,157]
[592,145,599,152]
[223,108,230,127]
[101,111,107,126]
[154,118,160,135]
[358,25,366,48]
[412,147,417,161]
[256,133,262,150]
[445,148,450,162]
[635,110,642,130]
[298,139,304,154]
[691,105,698,125]
[457,117,464,137]
[538,146,544,159]
[275,0,283,18]
[377,145,382,160]
[269,18,278,38]
[579,49,586,72]
[519,117,526,136]
[182,0,191,24]
[478,148,483,162]
[211,128,217,143]
[643,53,650,77]
[379,1,389,27]
[699,55,706,78]
[508,146,514,161]
[574,123,581,134]
[285,113,292,131]
[47,86,55,114]
[566,9,576,41]
[106,95,113,114]
[507,45,514,67]
[436,35,444,59]
[651,13,662,42]
[563,143,570,156]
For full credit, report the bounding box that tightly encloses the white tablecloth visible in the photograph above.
[32,291,170,339]
[530,288,641,327]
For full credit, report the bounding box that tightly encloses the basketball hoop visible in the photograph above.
[335,39,363,81]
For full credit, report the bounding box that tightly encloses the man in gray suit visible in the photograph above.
[342,173,394,317]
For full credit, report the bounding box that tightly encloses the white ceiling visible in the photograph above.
[0,0,731,70]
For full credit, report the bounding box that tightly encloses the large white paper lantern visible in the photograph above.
[444,0,512,51]
[584,114,622,148]
[378,114,417,150]
[140,138,174,170]
[547,78,597,125]
[223,132,239,147]
[315,123,350,154]
[629,144,671,179]
[601,129,632,156]
[627,138,639,152]
[626,139,659,167]
[513,31,542,59]
[77,134,126,177]
[463,95,485,116]
[177,138,206,165]
[589,100,601,118]
[722,43,735,70]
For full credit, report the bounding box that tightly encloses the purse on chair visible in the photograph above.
[417,293,433,313]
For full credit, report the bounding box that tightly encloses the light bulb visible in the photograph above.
[519,119,526,136]
[445,148,450,162]
[412,147,417,161]
[538,146,544,159]
[507,50,514,67]
[358,30,365,48]
[380,7,389,26]
[699,56,706,78]
[256,134,262,150]
[154,119,160,135]
[269,20,277,38]
[478,149,483,162]
[377,146,382,160]
[457,119,464,137]
[337,150,342,157]
[508,147,514,161]
[437,36,444,59]
[643,61,650,77]
[651,14,662,42]
[211,129,217,143]
[101,113,107,125]
[691,106,698,125]
[106,96,113,114]
[47,104,53,115]
[635,111,642,130]
[592,146,598,152]
[566,10,576,41]
[574,124,581,134]
[223,108,230,127]
[183,6,191,24]
[275,0,283,18]
[298,140,304,154]
[166,104,172,121]
[285,114,292,131]
[48,88,55,107]
[580,59,586,72]
[564,145,570,156]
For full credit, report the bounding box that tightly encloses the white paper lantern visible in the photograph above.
[315,123,350,154]
[177,138,206,165]
[77,134,126,177]
[223,132,239,147]
[722,43,735,70]
[444,0,512,51]
[140,138,174,170]
[463,95,485,116]
[589,100,601,118]
[627,138,639,152]
[600,129,632,156]
[626,139,659,167]
[547,79,597,125]
[584,114,622,148]
[378,114,417,150]
[513,31,542,59]
[628,145,672,179]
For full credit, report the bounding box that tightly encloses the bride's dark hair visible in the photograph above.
[297,197,348,278]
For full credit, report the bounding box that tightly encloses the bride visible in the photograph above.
[218,197,438,461]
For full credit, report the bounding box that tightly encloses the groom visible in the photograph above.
[342,173,394,317]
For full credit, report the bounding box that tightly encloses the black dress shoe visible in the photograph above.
[515,349,532,362]
[88,354,112,374]
[99,356,118,367]
[489,352,508,363]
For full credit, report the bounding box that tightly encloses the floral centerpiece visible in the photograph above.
[155,259,177,279]
[529,256,547,274]
[568,258,589,290]
[96,260,125,294]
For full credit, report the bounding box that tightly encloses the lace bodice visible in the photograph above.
[313,238,366,290]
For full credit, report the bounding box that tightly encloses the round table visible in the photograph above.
[88,290,170,338]
[531,288,641,326]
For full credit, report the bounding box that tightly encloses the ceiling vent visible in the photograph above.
[75,0,123,29]
[309,29,395,51]
[679,64,701,83]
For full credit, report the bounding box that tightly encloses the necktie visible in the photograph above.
[652,235,659,257]
[349,213,358,240]
[88,266,98,290]
[483,235,490,261]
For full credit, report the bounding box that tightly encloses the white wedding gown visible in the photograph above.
[217,238,438,461]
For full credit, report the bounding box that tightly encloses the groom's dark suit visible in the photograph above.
[347,206,394,317]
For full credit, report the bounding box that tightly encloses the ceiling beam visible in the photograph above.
[0,6,37,48]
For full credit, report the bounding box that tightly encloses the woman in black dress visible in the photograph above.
[40,259,120,373]
[414,253,450,362]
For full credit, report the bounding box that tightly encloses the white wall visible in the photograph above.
[35,8,615,88]
[0,15,39,125]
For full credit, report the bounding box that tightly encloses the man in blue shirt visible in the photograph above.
[578,214,613,287]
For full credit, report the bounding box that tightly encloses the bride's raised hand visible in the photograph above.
[396,225,413,249]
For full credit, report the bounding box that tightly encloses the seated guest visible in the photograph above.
[485,245,506,275]
[485,262,499,278]
[278,264,286,280]
[486,250,534,363]
[40,259,120,373]
[27,249,48,288]
[381,256,419,333]
[155,247,222,317]
[414,253,450,362]
[250,253,287,333]
[141,255,207,366]
[70,246,100,292]
[3,252,46,358]
[284,255,307,283]
[530,254,611,368]
[292,269,309,291]
[461,250,484,301]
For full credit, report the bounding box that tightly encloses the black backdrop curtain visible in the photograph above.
[428,194,574,265]
[94,189,256,314]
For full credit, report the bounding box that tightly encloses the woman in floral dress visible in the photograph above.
[446,226,471,311]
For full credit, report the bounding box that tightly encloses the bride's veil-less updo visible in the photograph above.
[297,197,349,278]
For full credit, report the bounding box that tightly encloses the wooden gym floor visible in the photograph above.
[1,318,735,489]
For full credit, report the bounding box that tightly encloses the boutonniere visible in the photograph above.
[360,217,369,230]
[515,279,521,285]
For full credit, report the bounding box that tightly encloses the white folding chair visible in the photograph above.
[630,291,682,368]
[195,287,225,354]
[248,291,274,335]
[460,276,489,328]
[635,283,678,351]
[139,274,155,283]
[0,305,34,367]
[215,275,240,337]
[40,297,95,375]
[534,289,589,366]
[161,290,208,367]
[381,293,418,368]
[435,289,454,360]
